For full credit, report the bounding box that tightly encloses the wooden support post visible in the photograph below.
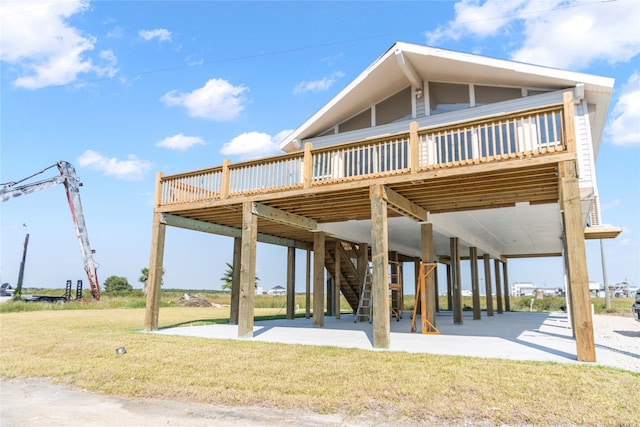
[559,160,595,362]
[409,121,419,173]
[305,248,311,319]
[483,254,494,316]
[563,91,577,153]
[502,261,511,312]
[357,243,368,286]
[229,237,241,325]
[326,277,334,316]
[303,142,313,188]
[220,159,231,199]
[451,238,463,325]
[434,265,440,312]
[421,223,436,327]
[313,232,325,327]
[145,172,166,331]
[286,247,296,320]
[470,247,481,320]
[371,184,390,348]
[446,263,452,311]
[144,214,166,330]
[494,259,504,314]
[334,241,341,319]
[413,258,421,315]
[238,201,257,338]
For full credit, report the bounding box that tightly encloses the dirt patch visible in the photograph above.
[176,293,227,308]
[1,378,382,427]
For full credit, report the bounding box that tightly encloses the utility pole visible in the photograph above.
[14,227,29,300]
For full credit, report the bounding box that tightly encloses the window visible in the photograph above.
[475,85,522,105]
[376,87,412,125]
[429,82,470,115]
[338,109,371,133]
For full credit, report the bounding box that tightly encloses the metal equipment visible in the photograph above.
[1,161,101,300]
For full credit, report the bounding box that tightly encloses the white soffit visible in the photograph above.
[318,202,564,260]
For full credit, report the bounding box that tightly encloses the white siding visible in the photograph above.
[304,90,566,149]
[575,100,601,226]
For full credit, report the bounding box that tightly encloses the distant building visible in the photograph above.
[512,282,536,297]
[267,285,286,296]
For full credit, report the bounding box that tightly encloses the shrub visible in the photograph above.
[103,276,133,296]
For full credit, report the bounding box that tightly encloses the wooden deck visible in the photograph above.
[146,92,599,362]
[156,103,570,247]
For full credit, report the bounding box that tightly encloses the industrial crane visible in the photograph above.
[1,161,101,300]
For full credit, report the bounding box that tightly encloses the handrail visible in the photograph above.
[158,104,566,206]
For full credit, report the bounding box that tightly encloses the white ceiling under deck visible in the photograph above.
[318,202,564,261]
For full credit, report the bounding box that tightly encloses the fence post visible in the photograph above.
[303,142,313,188]
[220,159,230,199]
[409,121,419,173]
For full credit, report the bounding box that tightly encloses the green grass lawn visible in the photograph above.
[1,293,638,426]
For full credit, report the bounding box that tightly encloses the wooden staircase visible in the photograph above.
[325,242,363,312]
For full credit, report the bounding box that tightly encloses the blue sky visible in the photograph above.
[1,0,639,294]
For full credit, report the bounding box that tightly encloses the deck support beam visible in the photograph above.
[421,223,436,326]
[286,247,296,320]
[313,232,325,327]
[238,201,257,338]
[559,160,595,362]
[161,213,307,249]
[144,172,166,331]
[381,186,428,222]
[371,185,390,348]
[252,202,317,230]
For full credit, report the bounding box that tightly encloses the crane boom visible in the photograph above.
[1,161,101,300]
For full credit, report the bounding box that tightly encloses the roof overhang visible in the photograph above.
[281,42,614,155]
[584,225,623,240]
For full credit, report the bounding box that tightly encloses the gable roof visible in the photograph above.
[280,41,614,153]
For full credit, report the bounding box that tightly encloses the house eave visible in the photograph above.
[280,42,614,154]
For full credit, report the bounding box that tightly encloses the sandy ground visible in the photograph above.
[0,377,375,427]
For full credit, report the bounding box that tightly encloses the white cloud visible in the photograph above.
[0,0,118,89]
[426,0,522,44]
[138,28,172,42]
[77,150,152,180]
[161,79,248,121]
[220,130,293,160]
[294,71,345,94]
[606,71,640,146]
[156,134,205,151]
[425,0,640,69]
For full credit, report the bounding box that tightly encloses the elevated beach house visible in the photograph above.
[145,42,620,362]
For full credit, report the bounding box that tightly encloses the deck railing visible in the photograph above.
[159,104,566,206]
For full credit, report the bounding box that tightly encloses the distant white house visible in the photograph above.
[512,282,536,297]
[267,285,286,296]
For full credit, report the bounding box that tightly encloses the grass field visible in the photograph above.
[1,293,638,426]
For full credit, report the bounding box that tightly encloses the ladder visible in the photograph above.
[411,262,440,334]
[354,266,373,323]
[389,258,403,321]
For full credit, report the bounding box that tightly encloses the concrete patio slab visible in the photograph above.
[152,311,629,370]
